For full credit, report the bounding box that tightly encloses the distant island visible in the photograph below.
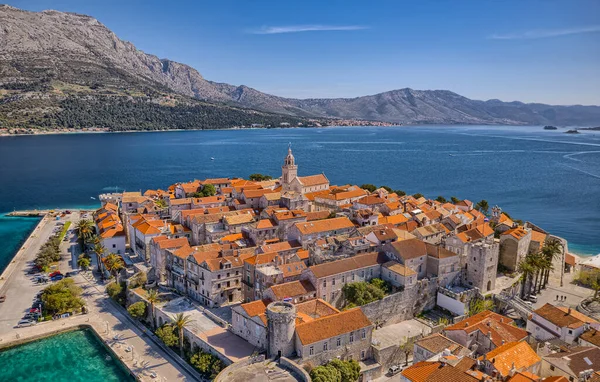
[565,129,580,134]
[581,126,600,131]
[543,125,558,130]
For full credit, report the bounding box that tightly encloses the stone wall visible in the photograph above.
[360,278,438,326]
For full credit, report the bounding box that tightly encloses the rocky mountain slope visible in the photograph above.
[1,4,599,128]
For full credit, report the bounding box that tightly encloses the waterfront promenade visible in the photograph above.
[0,212,198,381]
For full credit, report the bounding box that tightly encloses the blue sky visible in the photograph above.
[8,0,600,105]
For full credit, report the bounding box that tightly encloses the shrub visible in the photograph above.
[310,365,341,382]
[127,301,147,319]
[360,184,376,192]
[329,359,361,382]
[342,281,385,306]
[369,278,391,294]
[190,350,223,378]
[106,282,123,299]
[41,278,85,315]
[413,193,424,199]
[155,325,178,347]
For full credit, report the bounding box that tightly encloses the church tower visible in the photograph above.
[281,144,298,191]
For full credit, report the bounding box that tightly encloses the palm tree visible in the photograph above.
[76,219,94,249]
[475,199,490,216]
[77,254,91,270]
[105,253,125,283]
[173,313,193,358]
[93,242,107,273]
[518,258,535,299]
[541,240,562,288]
[147,289,159,329]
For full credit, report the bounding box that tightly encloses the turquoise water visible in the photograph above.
[0,214,39,271]
[0,126,599,267]
[0,329,134,382]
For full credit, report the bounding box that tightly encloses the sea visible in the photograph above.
[0,125,598,272]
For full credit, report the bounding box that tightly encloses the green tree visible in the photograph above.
[104,253,125,283]
[77,254,90,270]
[173,313,193,357]
[394,190,406,196]
[343,281,385,306]
[450,196,460,204]
[200,184,216,197]
[93,242,106,273]
[369,278,391,294]
[380,185,393,193]
[147,288,160,329]
[106,282,123,300]
[190,352,213,374]
[41,278,85,315]
[249,173,273,181]
[155,325,178,347]
[310,365,341,382]
[360,184,376,193]
[155,199,167,209]
[413,193,424,199]
[541,239,562,288]
[76,219,94,249]
[398,337,415,366]
[329,359,361,382]
[210,359,223,379]
[475,199,490,215]
[127,301,147,319]
[436,196,447,203]
[468,297,495,316]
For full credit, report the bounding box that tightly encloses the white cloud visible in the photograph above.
[490,25,600,40]
[249,25,368,35]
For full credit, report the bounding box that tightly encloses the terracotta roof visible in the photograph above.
[380,214,410,225]
[414,223,447,238]
[203,255,243,272]
[194,195,226,204]
[224,213,254,226]
[544,347,600,376]
[280,261,307,278]
[219,233,243,243]
[416,333,466,355]
[426,243,458,259]
[245,252,279,266]
[482,341,540,377]
[401,362,443,382]
[243,189,272,199]
[134,219,164,235]
[298,174,329,186]
[259,241,301,253]
[317,187,367,201]
[356,195,386,205]
[170,198,193,206]
[534,303,597,329]
[305,210,330,221]
[295,307,371,345]
[456,223,494,243]
[445,310,527,347]
[189,250,220,264]
[383,261,417,276]
[309,252,388,279]
[566,253,577,266]
[294,217,354,235]
[507,372,540,382]
[268,279,316,300]
[240,299,272,317]
[156,237,189,249]
[256,219,276,229]
[530,230,547,244]
[502,227,529,240]
[262,192,281,201]
[387,239,428,260]
[295,299,339,322]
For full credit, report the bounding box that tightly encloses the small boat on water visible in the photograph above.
[210,157,215,161]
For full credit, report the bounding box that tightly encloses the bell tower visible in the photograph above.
[281,143,297,191]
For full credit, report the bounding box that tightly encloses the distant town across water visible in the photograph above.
[0,125,599,272]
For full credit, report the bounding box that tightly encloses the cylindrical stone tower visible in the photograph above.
[266,301,296,358]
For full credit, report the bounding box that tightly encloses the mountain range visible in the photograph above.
[1,4,599,131]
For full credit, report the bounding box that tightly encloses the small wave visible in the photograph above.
[563,151,600,162]
[558,163,600,180]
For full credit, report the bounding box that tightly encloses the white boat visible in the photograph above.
[210,157,215,160]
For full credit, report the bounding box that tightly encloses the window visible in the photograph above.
[322,295,326,300]
[361,270,365,277]
[309,346,314,355]
[112,244,116,248]
[361,329,366,339]
[323,343,328,351]
[337,338,341,347]
[227,273,230,277]
[550,366,555,371]
[332,278,336,286]
[350,332,354,343]
[323,280,327,287]
[568,330,573,334]
[218,274,221,279]
[352,273,355,281]
[361,350,366,360]
[342,276,345,283]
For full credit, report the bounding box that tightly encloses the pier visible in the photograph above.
[7,210,49,217]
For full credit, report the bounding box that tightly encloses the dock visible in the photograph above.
[7,210,50,217]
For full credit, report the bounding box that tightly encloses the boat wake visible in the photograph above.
[558,163,600,180]
[562,151,600,162]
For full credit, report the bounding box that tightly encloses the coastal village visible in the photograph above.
[4,146,600,382]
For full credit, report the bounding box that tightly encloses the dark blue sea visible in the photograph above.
[0,125,599,271]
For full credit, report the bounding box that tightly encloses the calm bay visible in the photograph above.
[0,125,599,272]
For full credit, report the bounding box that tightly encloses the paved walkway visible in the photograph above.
[0,212,198,381]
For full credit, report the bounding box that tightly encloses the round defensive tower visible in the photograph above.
[266,301,297,358]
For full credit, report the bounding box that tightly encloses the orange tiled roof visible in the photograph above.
[298,174,329,186]
[268,279,315,300]
[482,341,540,377]
[445,310,527,347]
[534,303,597,329]
[305,210,330,221]
[502,227,529,240]
[309,252,387,278]
[295,308,371,345]
[240,299,271,317]
[280,261,307,278]
[401,361,442,382]
[294,216,354,235]
[530,230,547,244]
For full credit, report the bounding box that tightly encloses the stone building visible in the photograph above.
[462,239,499,292]
[499,227,532,272]
[281,145,329,195]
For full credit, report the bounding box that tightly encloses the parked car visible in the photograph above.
[51,275,64,281]
[389,365,402,376]
[48,271,62,278]
[65,271,79,277]
[24,313,39,320]
[17,319,36,328]
[36,276,49,284]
